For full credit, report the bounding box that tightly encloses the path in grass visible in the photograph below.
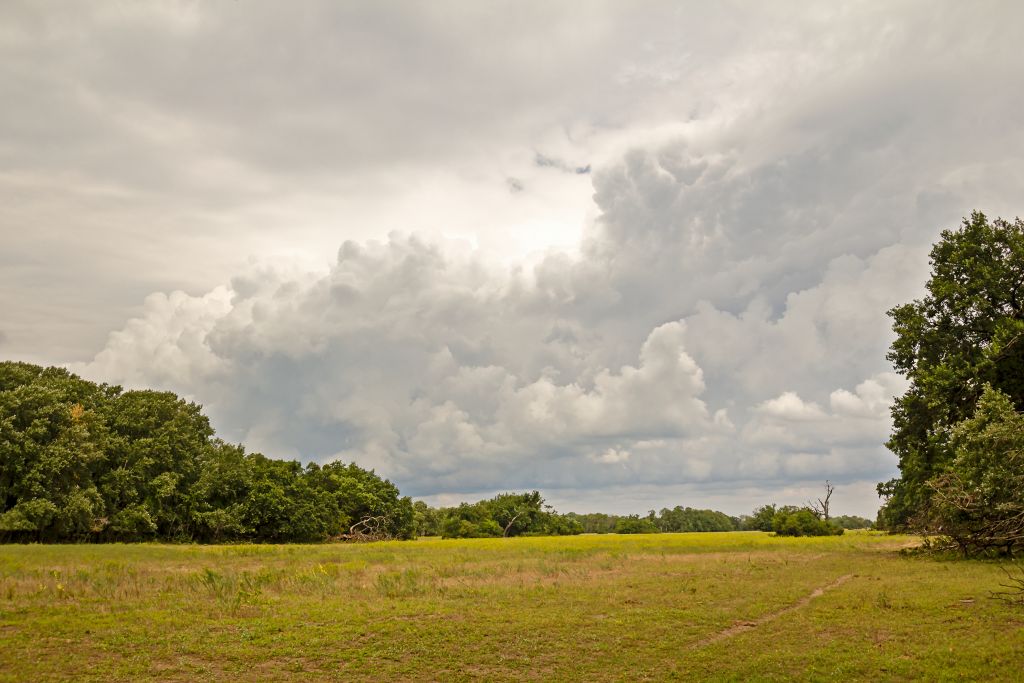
[694,572,855,649]
[1,532,1022,681]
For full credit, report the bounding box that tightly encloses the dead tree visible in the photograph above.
[503,510,525,538]
[809,481,834,521]
[338,515,392,542]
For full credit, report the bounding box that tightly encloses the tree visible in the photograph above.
[809,481,834,521]
[101,390,212,539]
[438,492,582,539]
[828,515,874,530]
[879,213,1024,530]
[923,385,1024,556]
[613,515,659,534]
[310,461,415,540]
[412,501,442,537]
[772,506,843,537]
[744,504,778,532]
[656,506,737,532]
[0,364,111,541]
[487,491,544,537]
[0,361,417,544]
[564,512,618,534]
[440,502,502,538]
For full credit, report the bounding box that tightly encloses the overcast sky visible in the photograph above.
[3,1,1023,517]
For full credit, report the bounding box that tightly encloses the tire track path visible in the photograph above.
[694,573,855,648]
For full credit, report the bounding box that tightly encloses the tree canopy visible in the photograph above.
[878,212,1024,552]
[438,491,583,539]
[771,506,843,537]
[0,361,414,542]
[2,361,883,545]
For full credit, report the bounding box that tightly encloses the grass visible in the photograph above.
[1,531,1022,681]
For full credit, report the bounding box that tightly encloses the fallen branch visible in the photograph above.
[335,515,393,542]
[990,564,1024,606]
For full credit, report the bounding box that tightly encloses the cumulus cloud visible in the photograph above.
[76,243,725,495]
[830,374,908,419]
[74,205,915,513]
[8,1,1024,516]
[756,393,828,422]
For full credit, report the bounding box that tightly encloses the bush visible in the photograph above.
[921,385,1024,557]
[772,507,843,537]
[438,492,582,539]
[829,515,874,530]
[614,515,660,534]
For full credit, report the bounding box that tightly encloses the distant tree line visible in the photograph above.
[743,504,871,537]
[565,507,739,535]
[0,362,414,542]
[413,491,583,538]
[417,502,873,538]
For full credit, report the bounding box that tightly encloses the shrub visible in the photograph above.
[772,507,843,537]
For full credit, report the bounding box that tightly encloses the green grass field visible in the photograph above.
[1,532,1021,681]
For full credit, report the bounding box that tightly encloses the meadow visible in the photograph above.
[1,532,1021,681]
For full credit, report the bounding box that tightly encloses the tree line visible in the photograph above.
[0,362,415,542]
[0,361,872,545]
[412,491,584,538]
[414,497,872,539]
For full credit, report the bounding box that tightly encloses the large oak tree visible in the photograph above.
[879,212,1024,532]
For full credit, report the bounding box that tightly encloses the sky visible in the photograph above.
[2,1,1023,518]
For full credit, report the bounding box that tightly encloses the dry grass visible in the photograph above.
[1,532,1022,681]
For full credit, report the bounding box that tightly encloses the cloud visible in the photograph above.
[8,1,1024,517]
[77,246,723,494]
[535,152,591,175]
[756,393,827,422]
[74,205,913,512]
[592,447,630,465]
[86,287,233,389]
[830,374,907,419]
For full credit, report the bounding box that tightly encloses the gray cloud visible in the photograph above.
[535,153,591,175]
[5,1,1024,516]
[72,132,955,514]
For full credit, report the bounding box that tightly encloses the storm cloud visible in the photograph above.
[4,1,1024,516]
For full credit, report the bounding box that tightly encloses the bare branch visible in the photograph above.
[503,511,525,538]
[809,481,834,521]
[990,564,1024,606]
[337,515,393,542]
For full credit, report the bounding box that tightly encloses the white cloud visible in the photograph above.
[8,1,1024,517]
[591,448,630,465]
[830,373,907,419]
[756,393,828,422]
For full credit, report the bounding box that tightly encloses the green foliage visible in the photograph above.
[412,500,442,537]
[0,361,414,543]
[613,515,660,534]
[567,507,740,534]
[438,491,582,539]
[771,506,843,537]
[829,515,874,530]
[564,511,619,534]
[743,504,779,532]
[655,506,738,532]
[921,385,1024,556]
[880,213,1024,529]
